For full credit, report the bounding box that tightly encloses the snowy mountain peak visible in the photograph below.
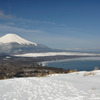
[0,33,37,46]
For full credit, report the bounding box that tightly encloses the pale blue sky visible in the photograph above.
[0,0,100,49]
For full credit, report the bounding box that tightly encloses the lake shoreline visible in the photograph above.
[40,56,100,71]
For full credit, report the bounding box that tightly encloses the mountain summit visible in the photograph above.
[0,33,37,46]
[0,33,53,54]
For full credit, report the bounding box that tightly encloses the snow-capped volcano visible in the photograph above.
[0,33,37,46]
[0,33,53,54]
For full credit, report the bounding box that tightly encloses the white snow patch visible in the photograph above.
[0,33,37,46]
[0,70,100,100]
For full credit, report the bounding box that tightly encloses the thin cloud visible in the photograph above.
[0,11,57,27]
[0,11,15,19]
[0,24,42,35]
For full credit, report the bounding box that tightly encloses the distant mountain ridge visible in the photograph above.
[0,33,55,54]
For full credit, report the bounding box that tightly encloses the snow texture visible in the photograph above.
[15,52,100,57]
[0,33,37,46]
[0,70,100,100]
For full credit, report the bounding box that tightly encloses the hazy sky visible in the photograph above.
[0,0,100,49]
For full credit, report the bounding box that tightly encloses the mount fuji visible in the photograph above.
[0,34,37,46]
[0,33,54,54]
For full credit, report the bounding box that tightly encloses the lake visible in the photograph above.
[42,57,100,71]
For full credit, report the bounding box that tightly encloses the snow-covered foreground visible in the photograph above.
[15,52,100,57]
[0,71,100,100]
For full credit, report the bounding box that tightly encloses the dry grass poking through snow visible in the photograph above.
[83,72,96,77]
[83,67,99,77]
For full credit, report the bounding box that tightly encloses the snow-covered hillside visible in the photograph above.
[0,33,37,46]
[0,70,100,100]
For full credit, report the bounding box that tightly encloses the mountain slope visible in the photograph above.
[0,33,37,46]
[0,33,53,54]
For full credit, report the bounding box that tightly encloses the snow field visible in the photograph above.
[0,71,100,100]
